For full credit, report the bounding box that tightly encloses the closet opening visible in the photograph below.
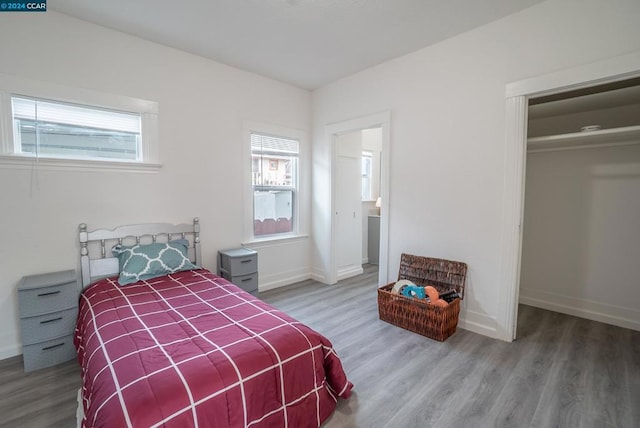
[518,77,640,332]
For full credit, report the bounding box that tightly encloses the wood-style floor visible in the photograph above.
[1,265,638,427]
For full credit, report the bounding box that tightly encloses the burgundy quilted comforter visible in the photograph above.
[74,269,352,428]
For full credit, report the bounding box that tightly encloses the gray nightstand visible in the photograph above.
[218,248,259,295]
[18,269,79,372]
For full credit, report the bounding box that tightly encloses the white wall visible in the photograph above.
[0,12,311,359]
[520,143,640,330]
[311,0,640,339]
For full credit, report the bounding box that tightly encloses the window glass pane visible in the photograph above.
[251,132,298,237]
[12,96,141,161]
[362,151,373,200]
[253,189,294,236]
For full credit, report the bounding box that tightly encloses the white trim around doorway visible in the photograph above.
[325,111,391,286]
[499,51,640,342]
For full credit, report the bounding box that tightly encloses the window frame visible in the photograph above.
[243,121,306,243]
[0,73,160,172]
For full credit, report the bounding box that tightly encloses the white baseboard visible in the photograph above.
[258,267,313,292]
[519,288,640,332]
[310,267,329,284]
[336,265,364,281]
[458,308,499,339]
[0,342,21,361]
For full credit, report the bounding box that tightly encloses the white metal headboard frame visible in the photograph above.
[79,217,201,288]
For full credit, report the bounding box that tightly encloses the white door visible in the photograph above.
[335,131,363,280]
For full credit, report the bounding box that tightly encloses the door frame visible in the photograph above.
[499,51,640,342]
[326,111,391,285]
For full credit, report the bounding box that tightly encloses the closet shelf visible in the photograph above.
[527,125,640,152]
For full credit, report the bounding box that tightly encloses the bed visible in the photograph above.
[74,218,352,427]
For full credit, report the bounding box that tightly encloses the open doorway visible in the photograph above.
[334,127,383,279]
[324,111,391,286]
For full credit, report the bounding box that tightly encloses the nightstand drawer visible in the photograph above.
[233,273,258,293]
[18,281,77,317]
[222,272,258,293]
[21,307,78,346]
[22,334,76,372]
[219,248,258,276]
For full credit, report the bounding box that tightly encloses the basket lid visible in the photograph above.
[397,253,467,299]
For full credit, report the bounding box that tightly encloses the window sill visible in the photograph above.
[242,234,309,248]
[0,155,162,173]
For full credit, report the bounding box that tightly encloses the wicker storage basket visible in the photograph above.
[377,253,468,341]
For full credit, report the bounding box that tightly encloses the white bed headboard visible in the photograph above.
[79,218,201,288]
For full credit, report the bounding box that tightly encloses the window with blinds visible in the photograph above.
[11,96,142,161]
[251,132,298,237]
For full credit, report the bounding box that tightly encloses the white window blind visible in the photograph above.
[12,97,140,133]
[11,96,142,161]
[251,133,298,155]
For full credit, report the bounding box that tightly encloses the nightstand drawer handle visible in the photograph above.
[40,317,63,325]
[240,259,252,264]
[37,290,61,297]
[241,278,253,282]
[42,342,65,351]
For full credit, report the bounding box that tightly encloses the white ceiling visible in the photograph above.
[49,0,545,90]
